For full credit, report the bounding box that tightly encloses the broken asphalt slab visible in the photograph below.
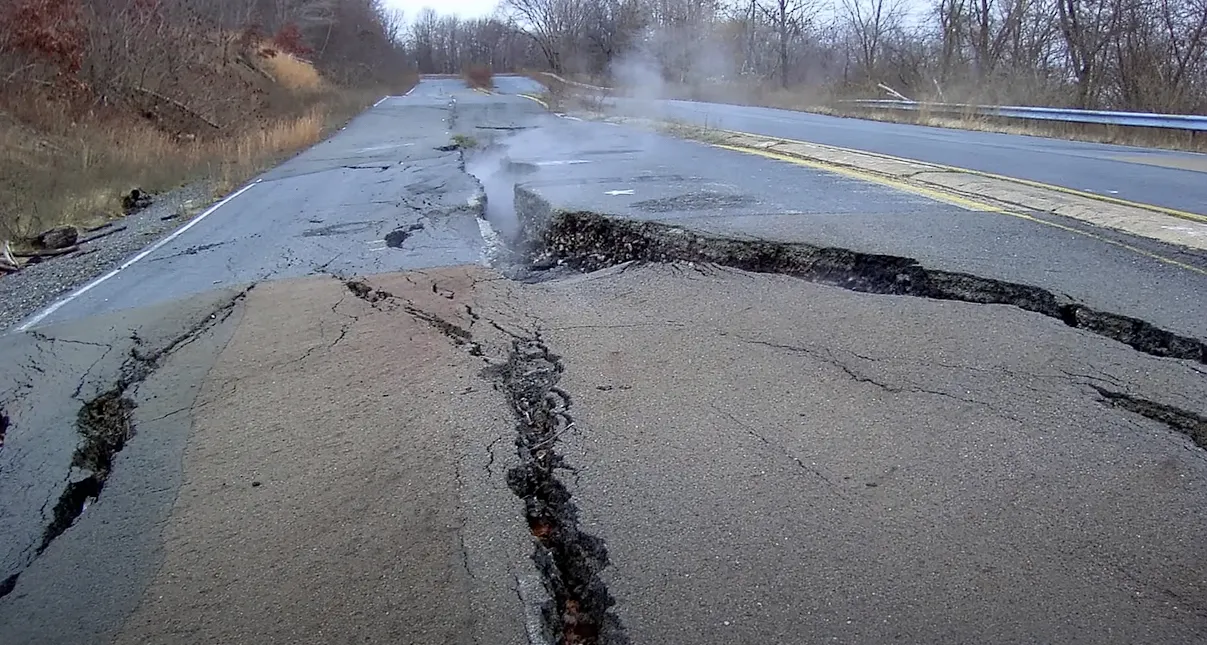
[522,262,1207,644]
[16,87,552,330]
[0,286,249,598]
[6,262,1205,644]
[500,117,1207,347]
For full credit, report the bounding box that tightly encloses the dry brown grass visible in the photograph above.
[260,50,324,93]
[0,91,384,239]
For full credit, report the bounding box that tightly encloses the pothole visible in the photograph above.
[385,223,424,247]
[632,192,754,212]
[301,221,380,238]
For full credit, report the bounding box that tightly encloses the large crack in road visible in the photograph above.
[340,273,626,645]
[4,83,1207,644]
[1093,386,1207,449]
[518,199,1207,365]
[495,336,629,645]
[0,287,252,600]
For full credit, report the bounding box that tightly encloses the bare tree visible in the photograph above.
[840,0,907,83]
[504,0,586,72]
[760,0,819,87]
[1057,0,1124,107]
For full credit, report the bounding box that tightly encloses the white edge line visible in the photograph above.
[372,96,389,108]
[404,86,416,97]
[16,181,260,332]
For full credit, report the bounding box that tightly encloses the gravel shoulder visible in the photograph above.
[0,182,214,332]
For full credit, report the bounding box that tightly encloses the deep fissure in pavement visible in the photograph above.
[524,207,1207,365]
[40,390,133,552]
[343,279,482,354]
[1094,387,1207,449]
[341,277,627,644]
[0,407,8,453]
[492,337,629,645]
[0,288,250,600]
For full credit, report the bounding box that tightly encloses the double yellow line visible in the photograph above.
[721,128,1207,225]
[712,133,1207,276]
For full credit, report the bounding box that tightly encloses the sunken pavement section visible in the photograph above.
[1,82,1206,645]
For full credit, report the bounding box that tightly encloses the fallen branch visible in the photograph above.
[878,82,912,102]
[131,86,221,130]
[79,225,127,244]
[13,245,80,258]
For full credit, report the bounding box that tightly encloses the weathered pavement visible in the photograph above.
[2,77,1206,644]
[614,97,1207,216]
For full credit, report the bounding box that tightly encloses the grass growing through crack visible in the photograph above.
[451,134,479,149]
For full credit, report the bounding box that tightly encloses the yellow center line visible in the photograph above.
[719,128,1207,225]
[518,94,549,109]
[714,144,1002,212]
[714,143,1207,277]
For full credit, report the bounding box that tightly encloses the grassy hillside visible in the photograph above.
[0,0,415,242]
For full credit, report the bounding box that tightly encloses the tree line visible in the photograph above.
[403,0,1207,113]
[5,0,1202,119]
[0,0,410,125]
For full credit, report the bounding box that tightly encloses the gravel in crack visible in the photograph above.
[0,182,213,332]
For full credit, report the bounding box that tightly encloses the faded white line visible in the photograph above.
[372,96,390,108]
[16,181,260,332]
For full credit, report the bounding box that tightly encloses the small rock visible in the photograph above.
[122,188,153,214]
[37,226,78,250]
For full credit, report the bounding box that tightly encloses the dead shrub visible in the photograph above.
[260,49,324,93]
[464,64,494,90]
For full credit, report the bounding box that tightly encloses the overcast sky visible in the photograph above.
[384,0,500,20]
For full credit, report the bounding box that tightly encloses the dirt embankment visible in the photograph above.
[0,0,415,254]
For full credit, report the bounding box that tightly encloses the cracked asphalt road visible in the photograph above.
[1,77,1206,645]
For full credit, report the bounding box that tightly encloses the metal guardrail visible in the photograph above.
[841,99,1207,132]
